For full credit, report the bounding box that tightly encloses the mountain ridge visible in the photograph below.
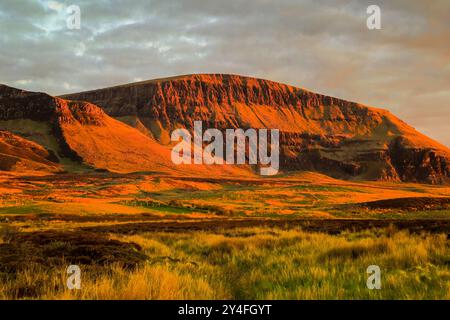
[59,73,450,184]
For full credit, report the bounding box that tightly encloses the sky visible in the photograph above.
[0,0,449,146]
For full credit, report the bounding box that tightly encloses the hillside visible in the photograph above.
[0,84,249,176]
[0,130,61,173]
[61,74,450,183]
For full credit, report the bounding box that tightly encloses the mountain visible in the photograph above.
[60,74,450,184]
[0,84,249,176]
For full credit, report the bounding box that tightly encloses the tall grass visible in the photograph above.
[0,227,449,299]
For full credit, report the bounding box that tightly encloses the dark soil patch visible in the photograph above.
[0,212,193,223]
[354,197,450,211]
[80,218,450,235]
[0,230,147,275]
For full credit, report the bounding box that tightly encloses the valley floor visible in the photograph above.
[0,171,449,299]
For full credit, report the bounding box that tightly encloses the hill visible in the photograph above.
[61,74,450,183]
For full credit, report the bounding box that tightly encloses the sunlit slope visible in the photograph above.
[0,130,61,173]
[57,98,250,176]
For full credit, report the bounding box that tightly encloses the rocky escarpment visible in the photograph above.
[61,74,450,183]
[61,75,394,134]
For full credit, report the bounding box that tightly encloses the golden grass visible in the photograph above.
[1,227,448,300]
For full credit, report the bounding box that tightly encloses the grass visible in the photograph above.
[120,199,237,216]
[0,226,448,300]
[0,204,46,215]
[331,208,450,220]
[288,184,365,193]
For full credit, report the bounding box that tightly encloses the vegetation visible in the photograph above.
[0,226,448,300]
[0,172,448,299]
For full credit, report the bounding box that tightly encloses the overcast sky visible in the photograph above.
[0,0,449,146]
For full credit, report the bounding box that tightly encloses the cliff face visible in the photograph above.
[61,74,450,183]
[60,75,389,133]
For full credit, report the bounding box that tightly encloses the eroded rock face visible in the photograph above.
[389,137,449,184]
[61,74,450,183]
[0,85,56,121]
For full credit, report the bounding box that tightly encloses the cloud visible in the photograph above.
[0,0,449,146]
[46,1,64,12]
[15,80,33,85]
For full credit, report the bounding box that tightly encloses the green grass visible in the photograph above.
[288,184,366,193]
[0,204,45,215]
[119,199,208,215]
